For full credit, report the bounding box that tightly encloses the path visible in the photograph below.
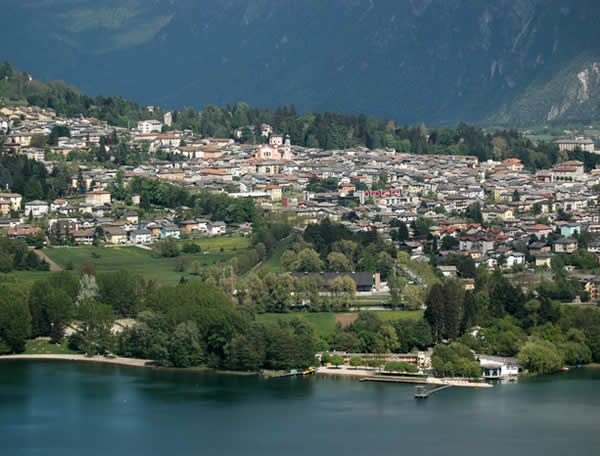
[31,248,62,272]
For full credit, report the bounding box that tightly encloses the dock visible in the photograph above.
[414,384,452,398]
[266,367,317,379]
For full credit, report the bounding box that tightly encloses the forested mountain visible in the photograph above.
[1,0,600,126]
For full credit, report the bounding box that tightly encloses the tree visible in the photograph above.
[0,285,31,353]
[327,251,352,272]
[388,275,406,309]
[464,203,483,223]
[330,354,345,368]
[349,356,363,369]
[280,250,298,271]
[512,189,521,202]
[45,286,74,343]
[97,270,140,317]
[73,298,114,354]
[518,340,563,374]
[293,248,323,272]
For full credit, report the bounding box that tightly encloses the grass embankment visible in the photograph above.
[256,310,424,338]
[24,339,78,355]
[43,245,240,285]
[258,236,295,274]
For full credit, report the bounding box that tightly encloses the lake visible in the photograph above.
[1,361,599,456]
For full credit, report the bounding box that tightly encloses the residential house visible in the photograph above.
[0,193,22,212]
[86,191,111,206]
[534,253,553,268]
[560,223,581,237]
[504,251,526,268]
[207,221,227,236]
[24,200,49,217]
[439,265,457,277]
[72,229,94,245]
[130,229,153,244]
[526,224,553,239]
[103,227,127,244]
[553,238,578,254]
[160,224,181,239]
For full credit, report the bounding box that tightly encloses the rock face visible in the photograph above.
[1,0,600,126]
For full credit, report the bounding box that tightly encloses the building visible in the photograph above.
[85,191,111,206]
[439,265,457,277]
[137,120,163,133]
[553,238,578,254]
[130,229,153,244]
[478,355,520,379]
[160,224,181,239]
[0,193,22,212]
[290,272,377,293]
[24,200,49,217]
[207,221,227,236]
[556,138,595,153]
[72,229,94,245]
[103,227,127,244]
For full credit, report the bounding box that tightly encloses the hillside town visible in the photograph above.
[2,105,600,302]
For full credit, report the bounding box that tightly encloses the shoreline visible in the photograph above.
[0,354,154,369]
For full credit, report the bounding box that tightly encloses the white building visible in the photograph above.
[137,120,163,134]
[478,355,520,379]
[0,116,8,132]
[129,229,153,244]
[556,138,595,153]
[207,221,226,236]
[24,200,49,217]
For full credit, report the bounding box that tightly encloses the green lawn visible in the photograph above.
[375,310,424,321]
[43,246,238,285]
[256,310,424,338]
[256,313,337,338]
[0,270,55,284]
[24,339,78,355]
[184,236,251,252]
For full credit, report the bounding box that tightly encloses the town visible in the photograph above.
[1,100,600,379]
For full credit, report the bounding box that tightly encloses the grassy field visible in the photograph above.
[256,312,336,338]
[185,236,251,252]
[24,339,78,355]
[0,270,55,284]
[256,310,425,338]
[43,246,237,284]
[375,310,424,321]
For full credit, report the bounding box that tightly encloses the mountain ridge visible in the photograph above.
[2,0,600,126]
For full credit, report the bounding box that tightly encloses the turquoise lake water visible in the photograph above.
[1,361,599,455]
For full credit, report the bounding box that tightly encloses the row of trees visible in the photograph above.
[235,272,356,315]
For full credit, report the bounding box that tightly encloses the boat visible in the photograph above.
[560,367,570,372]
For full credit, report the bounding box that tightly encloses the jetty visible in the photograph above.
[266,367,317,379]
[414,384,452,398]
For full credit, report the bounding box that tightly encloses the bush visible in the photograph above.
[182,242,201,254]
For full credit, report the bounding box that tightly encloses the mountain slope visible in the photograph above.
[1,0,600,126]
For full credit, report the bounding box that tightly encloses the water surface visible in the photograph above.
[1,361,599,455]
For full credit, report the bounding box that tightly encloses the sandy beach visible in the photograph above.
[0,354,153,368]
